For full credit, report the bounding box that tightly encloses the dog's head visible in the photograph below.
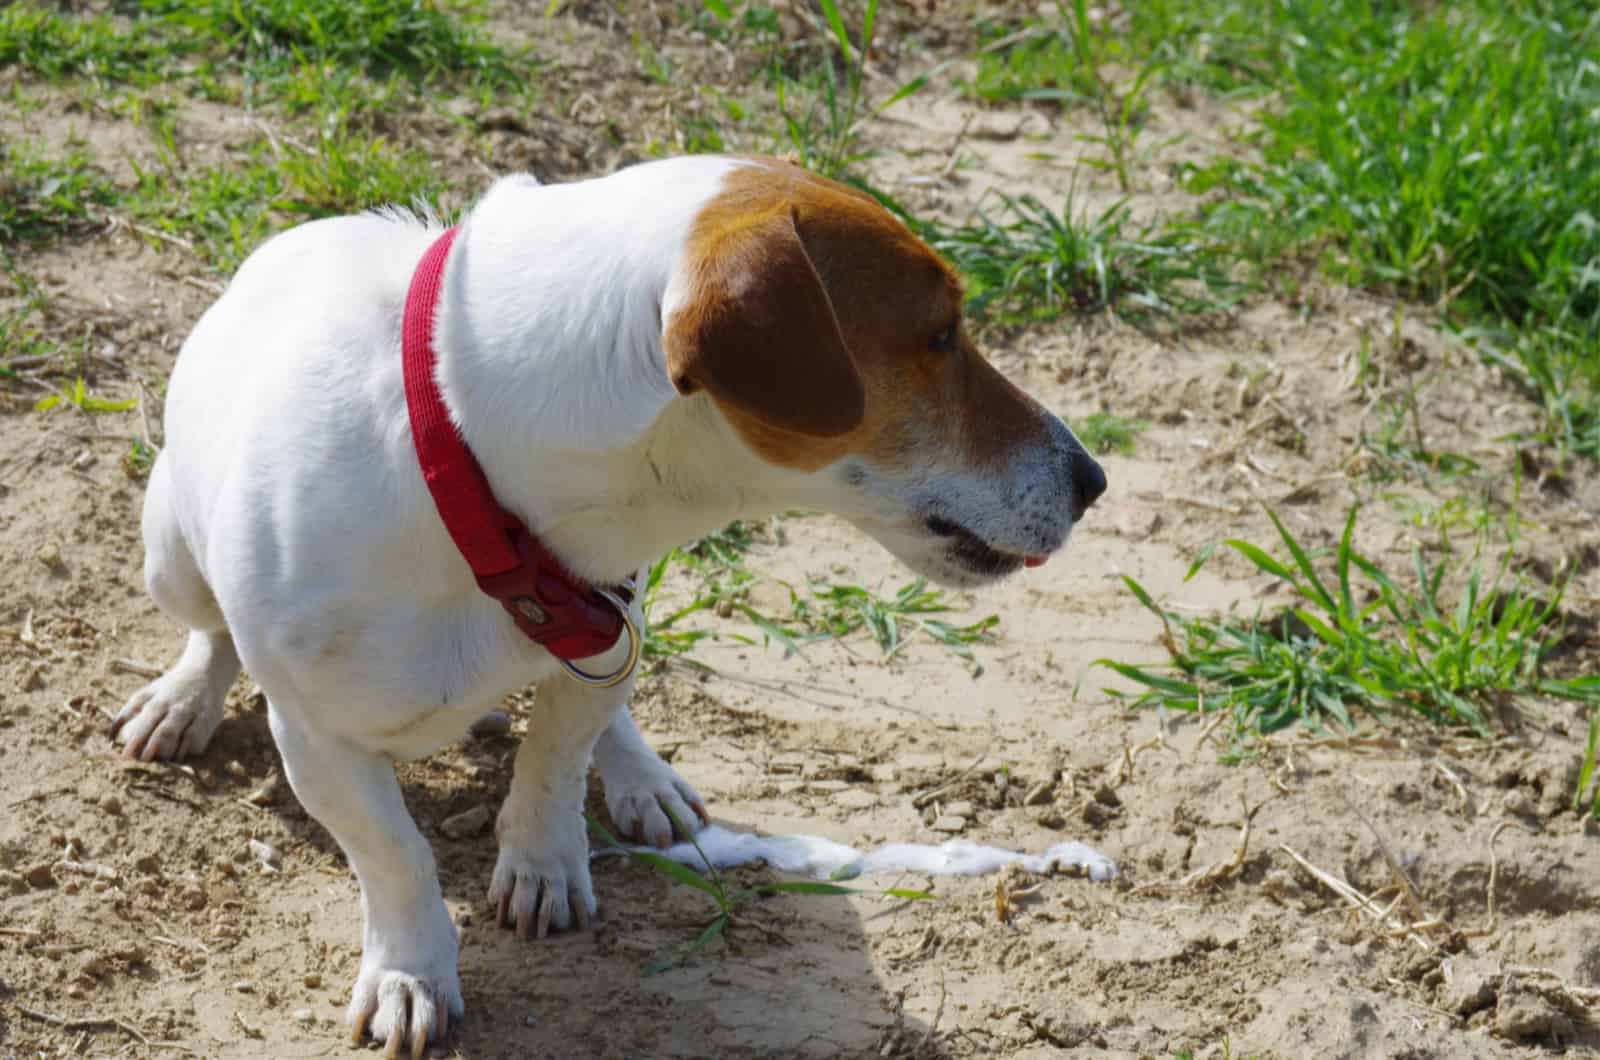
[663,160,1105,588]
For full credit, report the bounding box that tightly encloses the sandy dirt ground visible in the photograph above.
[3,4,1600,1058]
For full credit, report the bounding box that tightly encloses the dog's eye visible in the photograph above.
[930,324,959,354]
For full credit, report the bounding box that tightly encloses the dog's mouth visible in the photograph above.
[923,515,1049,578]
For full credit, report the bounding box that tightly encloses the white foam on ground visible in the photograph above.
[595,824,1117,883]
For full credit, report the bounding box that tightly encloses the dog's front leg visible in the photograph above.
[270,708,463,1057]
[592,707,708,848]
[489,664,628,937]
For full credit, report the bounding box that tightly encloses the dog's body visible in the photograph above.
[115,155,1105,1055]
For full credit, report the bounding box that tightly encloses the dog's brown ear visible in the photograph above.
[665,206,865,438]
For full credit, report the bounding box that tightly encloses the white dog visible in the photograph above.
[112,155,1106,1057]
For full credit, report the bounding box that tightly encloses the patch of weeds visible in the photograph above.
[1474,325,1600,466]
[1098,505,1600,750]
[1076,410,1146,455]
[904,184,1241,327]
[790,579,999,675]
[124,119,446,273]
[0,3,189,82]
[0,265,53,379]
[35,377,137,414]
[123,438,158,479]
[638,549,758,672]
[587,814,932,976]
[0,144,116,246]
[1180,0,1600,459]
[1359,391,1482,485]
[771,0,880,179]
[139,0,520,87]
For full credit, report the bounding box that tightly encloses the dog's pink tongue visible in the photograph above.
[1024,555,1049,568]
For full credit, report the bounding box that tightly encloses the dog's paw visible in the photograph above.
[109,669,224,761]
[490,810,596,938]
[347,964,464,1060]
[602,758,709,849]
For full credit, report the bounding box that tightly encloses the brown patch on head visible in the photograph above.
[664,159,1052,473]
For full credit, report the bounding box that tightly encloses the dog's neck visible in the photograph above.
[430,160,803,583]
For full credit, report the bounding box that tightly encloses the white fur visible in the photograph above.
[113,155,1105,1051]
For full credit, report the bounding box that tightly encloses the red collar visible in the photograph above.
[402,225,635,678]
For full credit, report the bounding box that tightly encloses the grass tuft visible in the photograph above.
[1099,505,1600,751]
[0,144,115,246]
[1076,410,1146,456]
[912,187,1241,327]
[137,0,517,85]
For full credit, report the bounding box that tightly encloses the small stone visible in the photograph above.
[441,805,492,839]
[468,711,511,739]
[234,980,255,993]
[99,794,122,816]
[944,800,976,817]
[248,839,281,870]
[809,779,848,793]
[24,863,55,888]
[292,1008,314,1024]
[1503,790,1536,817]
[35,542,62,570]
[931,815,968,834]
[834,789,878,810]
[869,764,899,783]
[303,973,322,988]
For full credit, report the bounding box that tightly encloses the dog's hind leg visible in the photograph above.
[268,704,463,1056]
[111,453,241,760]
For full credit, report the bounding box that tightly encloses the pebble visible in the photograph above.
[931,815,968,834]
[292,1008,314,1024]
[35,542,63,570]
[944,800,977,818]
[99,794,122,816]
[24,863,56,888]
[441,805,492,838]
[303,973,322,988]
[248,839,281,871]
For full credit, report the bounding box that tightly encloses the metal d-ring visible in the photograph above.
[558,587,641,689]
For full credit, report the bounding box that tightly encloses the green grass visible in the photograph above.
[35,377,138,414]
[638,519,999,676]
[969,0,1600,461]
[122,121,447,273]
[902,186,1241,327]
[1098,505,1600,752]
[1076,410,1146,456]
[588,813,931,976]
[1185,0,1600,461]
[137,0,519,86]
[0,4,190,82]
[0,144,116,246]
[0,265,71,382]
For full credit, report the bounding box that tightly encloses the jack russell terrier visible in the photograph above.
[111,155,1106,1057]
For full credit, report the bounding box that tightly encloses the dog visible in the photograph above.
[111,155,1106,1056]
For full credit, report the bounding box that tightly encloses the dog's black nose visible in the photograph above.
[1069,448,1107,517]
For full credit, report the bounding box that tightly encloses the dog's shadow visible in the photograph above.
[203,704,955,1059]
